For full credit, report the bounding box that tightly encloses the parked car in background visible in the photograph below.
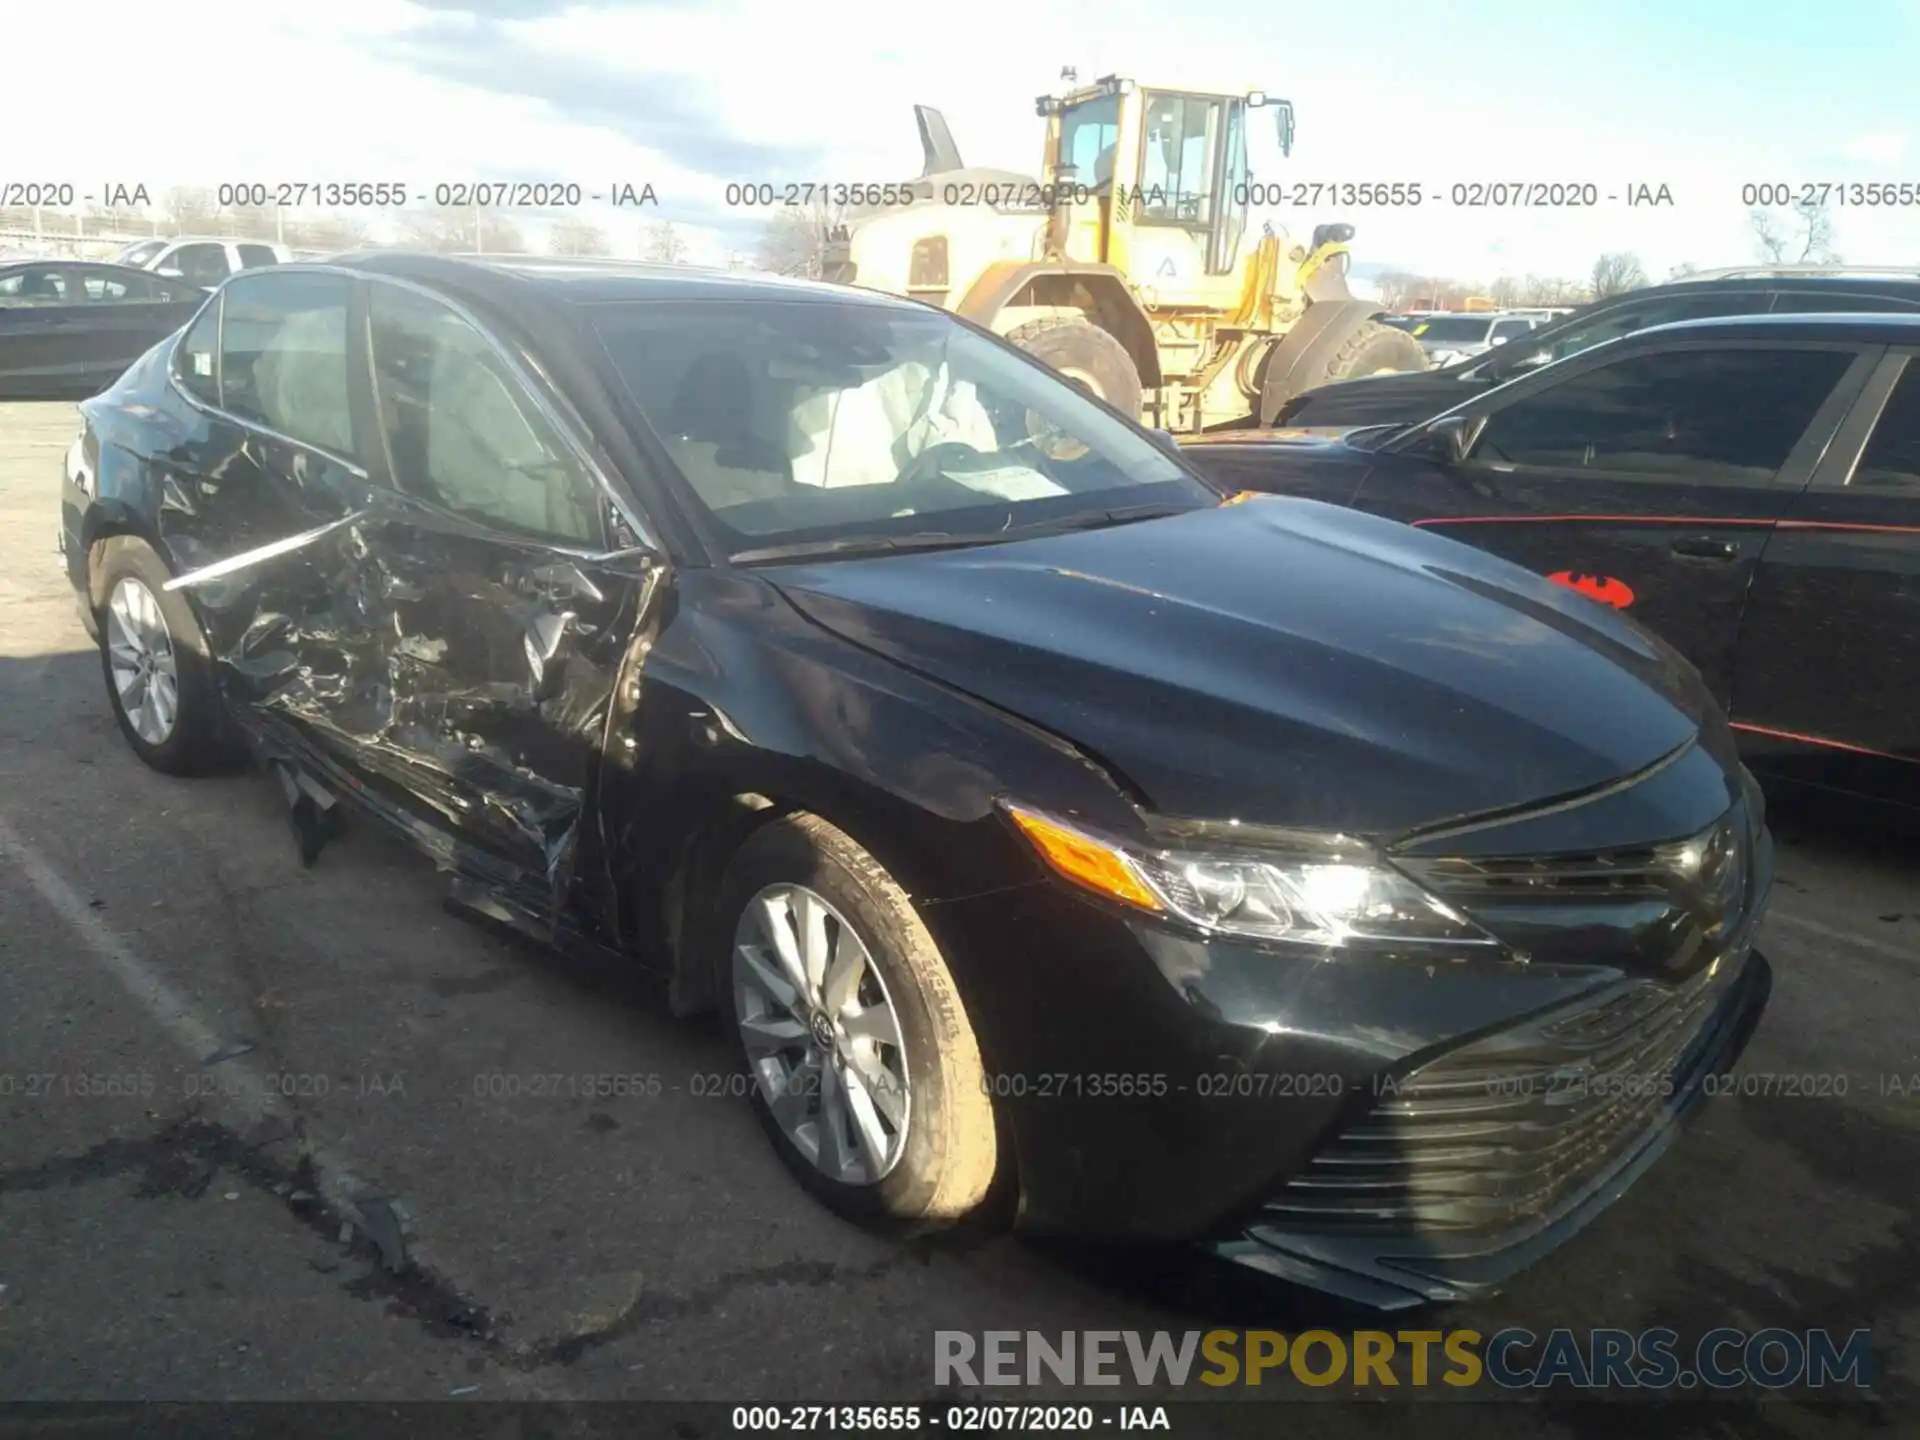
[1274,269,1920,430]
[1401,311,1545,367]
[0,259,205,399]
[1185,310,1920,812]
[60,253,1770,1309]
[115,237,291,290]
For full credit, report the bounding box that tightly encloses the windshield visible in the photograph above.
[1408,315,1492,343]
[592,299,1211,557]
[117,240,164,267]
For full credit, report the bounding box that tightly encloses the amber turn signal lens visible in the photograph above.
[1006,806,1162,912]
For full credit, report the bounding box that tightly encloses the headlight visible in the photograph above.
[1004,804,1496,948]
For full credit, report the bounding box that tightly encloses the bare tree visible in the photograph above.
[1591,252,1648,297]
[1372,271,1424,311]
[549,217,611,256]
[1488,274,1523,308]
[398,209,526,254]
[286,213,370,254]
[1750,201,1840,265]
[757,199,846,279]
[643,220,690,265]
[163,186,220,233]
[223,205,281,242]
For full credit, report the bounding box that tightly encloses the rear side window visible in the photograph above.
[83,270,166,302]
[174,298,221,404]
[0,267,69,304]
[218,272,357,458]
[1854,362,1920,491]
[237,244,281,270]
[1473,347,1856,481]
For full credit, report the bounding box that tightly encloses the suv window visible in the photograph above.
[1471,346,1856,480]
[1484,291,1773,376]
[169,243,231,287]
[368,282,601,544]
[173,298,220,404]
[218,272,356,457]
[1771,289,1920,315]
[1854,362,1920,491]
[1488,317,1535,342]
[0,267,69,304]
[237,244,282,271]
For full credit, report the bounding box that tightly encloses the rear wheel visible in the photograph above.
[717,815,999,1231]
[1006,316,1143,418]
[94,538,228,776]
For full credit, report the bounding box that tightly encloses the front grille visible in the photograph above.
[1255,947,1752,1240]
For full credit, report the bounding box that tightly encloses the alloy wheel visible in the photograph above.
[105,576,180,746]
[732,883,912,1185]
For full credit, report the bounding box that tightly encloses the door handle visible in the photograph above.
[1670,537,1739,562]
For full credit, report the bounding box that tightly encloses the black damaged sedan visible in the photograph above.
[60,254,1772,1308]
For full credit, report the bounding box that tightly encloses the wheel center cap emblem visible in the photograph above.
[809,1012,836,1051]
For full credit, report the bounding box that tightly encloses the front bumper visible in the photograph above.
[1211,941,1771,1308]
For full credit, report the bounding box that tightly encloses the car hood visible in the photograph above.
[1277,366,1485,428]
[766,498,1708,838]
[1177,434,1377,505]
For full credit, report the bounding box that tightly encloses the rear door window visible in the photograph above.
[237,244,282,271]
[217,271,358,458]
[1471,347,1857,480]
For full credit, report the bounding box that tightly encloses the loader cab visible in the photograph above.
[1043,79,1282,305]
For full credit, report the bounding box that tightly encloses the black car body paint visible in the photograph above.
[0,261,205,400]
[62,255,1774,1308]
[1186,312,1920,812]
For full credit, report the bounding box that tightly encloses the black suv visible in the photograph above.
[1279,269,1920,430]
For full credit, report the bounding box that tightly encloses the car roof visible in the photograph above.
[1601,272,1920,306]
[327,250,924,310]
[1619,310,1920,344]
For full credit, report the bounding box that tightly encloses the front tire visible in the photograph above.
[717,815,999,1231]
[1317,319,1429,385]
[94,538,227,776]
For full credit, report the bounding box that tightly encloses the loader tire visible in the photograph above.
[1006,317,1143,418]
[1317,321,1429,385]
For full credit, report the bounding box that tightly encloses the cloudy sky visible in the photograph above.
[10,0,1920,283]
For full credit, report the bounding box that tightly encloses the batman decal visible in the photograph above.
[1546,571,1635,608]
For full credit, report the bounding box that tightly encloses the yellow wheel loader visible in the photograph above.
[821,74,1428,431]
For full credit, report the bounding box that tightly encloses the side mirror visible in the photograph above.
[1274,100,1295,157]
[1148,428,1181,455]
[1423,414,1480,465]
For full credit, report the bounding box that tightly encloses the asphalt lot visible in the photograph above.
[0,398,1914,1435]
